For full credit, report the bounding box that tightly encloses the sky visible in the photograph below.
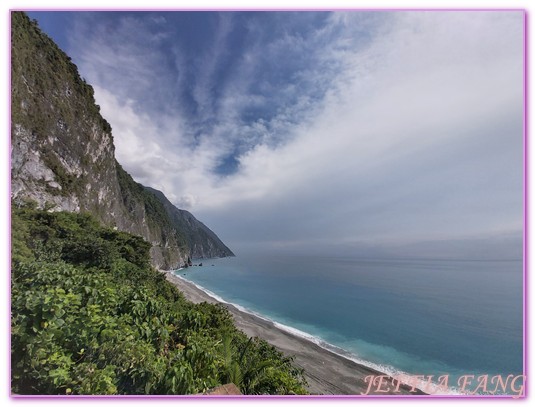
[26,10,525,258]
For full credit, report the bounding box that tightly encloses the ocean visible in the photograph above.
[175,251,524,394]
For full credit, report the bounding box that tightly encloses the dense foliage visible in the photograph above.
[11,207,307,395]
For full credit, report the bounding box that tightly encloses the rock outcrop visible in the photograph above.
[145,187,234,259]
[11,12,233,269]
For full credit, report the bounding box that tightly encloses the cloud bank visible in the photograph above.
[49,11,524,257]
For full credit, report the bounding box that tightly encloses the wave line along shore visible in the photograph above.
[163,270,427,396]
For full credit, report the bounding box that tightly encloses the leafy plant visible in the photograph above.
[11,206,307,395]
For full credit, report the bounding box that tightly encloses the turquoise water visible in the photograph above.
[176,251,524,394]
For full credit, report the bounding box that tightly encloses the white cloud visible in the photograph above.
[79,11,523,253]
[200,12,523,247]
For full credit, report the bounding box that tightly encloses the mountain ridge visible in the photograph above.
[10,11,233,269]
[144,186,234,259]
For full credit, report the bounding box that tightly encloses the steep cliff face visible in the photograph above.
[11,12,232,269]
[145,187,234,259]
[11,12,117,218]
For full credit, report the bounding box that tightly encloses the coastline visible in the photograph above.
[163,271,426,396]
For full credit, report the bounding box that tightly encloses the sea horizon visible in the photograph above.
[176,251,523,395]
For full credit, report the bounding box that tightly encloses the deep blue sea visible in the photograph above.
[175,251,524,394]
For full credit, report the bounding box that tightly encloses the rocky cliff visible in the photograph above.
[145,187,234,259]
[11,12,233,269]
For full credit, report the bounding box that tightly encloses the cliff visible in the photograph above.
[10,12,233,269]
[145,187,234,259]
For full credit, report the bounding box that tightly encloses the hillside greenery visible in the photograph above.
[11,11,111,137]
[12,11,232,269]
[11,11,111,197]
[115,162,188,251]
[144,186,235,258]
[11,206,307,395]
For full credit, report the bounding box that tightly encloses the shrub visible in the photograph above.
[11,206,307,395]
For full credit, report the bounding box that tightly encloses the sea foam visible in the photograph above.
[171,270,463,395]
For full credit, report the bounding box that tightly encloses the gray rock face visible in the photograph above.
[145,187,234,259]
[11,12,233,269]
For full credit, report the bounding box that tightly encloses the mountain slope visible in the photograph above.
[145,187,234,259]
[10,11,232,269]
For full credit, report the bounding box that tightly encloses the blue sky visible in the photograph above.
[27,11,524,258]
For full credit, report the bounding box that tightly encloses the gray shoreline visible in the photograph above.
[163,271,426,396]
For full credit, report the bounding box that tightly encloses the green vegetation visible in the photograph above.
[11,206,307,395]
[145,187,234,258]
[10,12,284,394]
[11,11,112,198]
[11,12,111,138]
[115,162,188,251]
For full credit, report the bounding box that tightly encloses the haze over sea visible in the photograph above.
[178,250,523,393]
